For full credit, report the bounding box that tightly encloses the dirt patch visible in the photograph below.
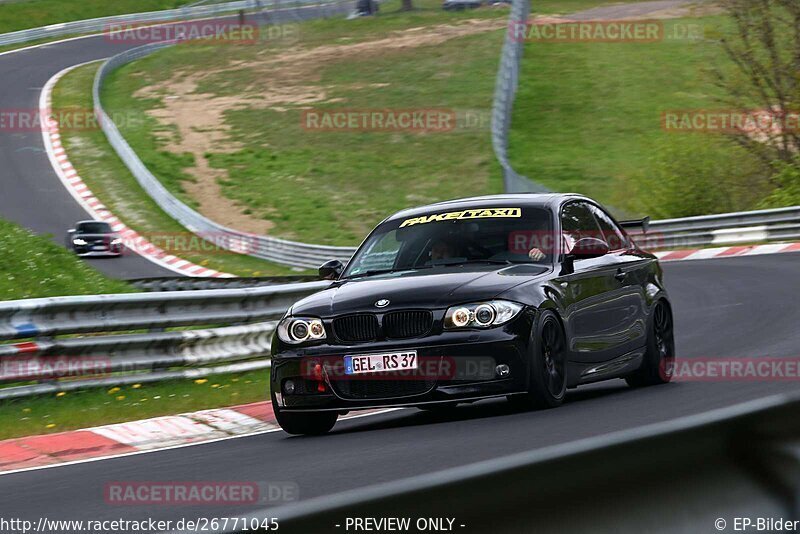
[135,19,506,233]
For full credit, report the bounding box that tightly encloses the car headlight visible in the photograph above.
[72,238,87,246]
[110,238,122,245]
[277,317,327,344]
[444,300,523,329]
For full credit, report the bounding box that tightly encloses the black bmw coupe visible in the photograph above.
[271,194,675,435]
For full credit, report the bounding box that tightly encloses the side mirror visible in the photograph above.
[567,237,609,260]
[319,259,344,280]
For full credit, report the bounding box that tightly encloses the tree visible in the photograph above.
[714,0,800,169]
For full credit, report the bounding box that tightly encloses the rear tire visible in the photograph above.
[626,300,675,387]
[272,394,338,435]
[508,310,567,410]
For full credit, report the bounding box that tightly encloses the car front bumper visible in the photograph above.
[73,245,122,256]
[271,311,535,412]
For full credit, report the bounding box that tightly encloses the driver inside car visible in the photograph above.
[430,238,459,261]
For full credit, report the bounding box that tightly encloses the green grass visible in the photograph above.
[96,0,736,247]
[0,369,270,440]
[0,0,194,35]
[0,218,133,300]
[54,63,304,276]
[103,0,511,245]
[508,15,772,217]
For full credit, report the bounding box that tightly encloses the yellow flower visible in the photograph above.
[46,423,56,429]
[200,259,209,266]
[108,387,121,394]
[211,384,220,388]
[253,271,261,276]
[22,408,31,413]
[132,384,142,389]
[116,395,126,401]
[56,392,66,397]
[231,378,239,382]
[194,379,208,385]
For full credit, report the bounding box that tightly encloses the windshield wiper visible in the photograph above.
[434,259,517,267]
[342,265,430,280]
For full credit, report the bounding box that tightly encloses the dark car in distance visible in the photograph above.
[66,220,123,257]
[270,194,675,435]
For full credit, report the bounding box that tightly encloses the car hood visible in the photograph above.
[292,265,549,316]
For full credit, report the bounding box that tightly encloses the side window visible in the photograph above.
[561,202,603,253]
[589,205,628,251]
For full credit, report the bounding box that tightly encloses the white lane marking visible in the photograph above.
[187,408,274,436]
[0,408,403,477]
[680,246,733,261]
[91,415,229,450]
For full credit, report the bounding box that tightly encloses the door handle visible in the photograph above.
[614,269,626,281]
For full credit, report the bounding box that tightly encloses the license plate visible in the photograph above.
[92,245,106,250]
[344,351,418,375]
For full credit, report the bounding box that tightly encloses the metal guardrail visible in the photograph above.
[0,281,328,339]
[221,393,800,533]
[93,3,359,270]
[0,322,276,399]
[0,281,327,398]
[0,1,258,47]
[631,205,800,250]
[490,0,547,194]
[130,275,320,291]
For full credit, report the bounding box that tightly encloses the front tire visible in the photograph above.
[626,300,675,387]
[272,394,338,435]
[508,310,567,410]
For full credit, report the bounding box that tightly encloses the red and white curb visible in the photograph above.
[0,401,393,475]
[39,63,233,278]
[0,401,276,474]
[655,241,800,262]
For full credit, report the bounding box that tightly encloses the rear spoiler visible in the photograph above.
[619,216,650,234]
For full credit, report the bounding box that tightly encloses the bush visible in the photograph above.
[759,159,800,208]
[630,134,769,219]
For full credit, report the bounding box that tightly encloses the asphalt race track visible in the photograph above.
[0,36,175,278]
[1,252,797,528]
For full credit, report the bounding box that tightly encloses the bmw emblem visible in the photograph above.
[375,299,390,308]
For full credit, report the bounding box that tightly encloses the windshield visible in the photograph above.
[75,222,112,234]
[343,206,553,278]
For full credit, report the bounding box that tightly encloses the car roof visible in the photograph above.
[384,193,592,222]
